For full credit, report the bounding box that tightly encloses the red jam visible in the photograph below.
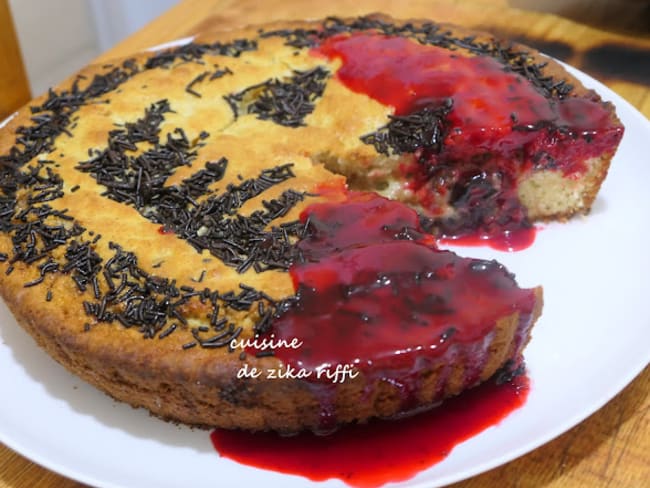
[275,193,537,371]
[439,226,538,252]
[211,373,530,487]
[313,33,623,240]
[249,191,538,428]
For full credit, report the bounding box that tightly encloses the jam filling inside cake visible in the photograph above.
[313,32,623,239]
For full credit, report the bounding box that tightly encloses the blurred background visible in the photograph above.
[1,0,648,116]
[5,0,649,99]
[9,0,179,96]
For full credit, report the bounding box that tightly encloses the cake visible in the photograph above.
[0,15,622,432]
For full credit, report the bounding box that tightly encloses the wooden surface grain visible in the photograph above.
[0,0,30,120]
[1,1,648,487]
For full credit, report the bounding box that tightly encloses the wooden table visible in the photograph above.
[1,1,648,486]
[0,0,30,121]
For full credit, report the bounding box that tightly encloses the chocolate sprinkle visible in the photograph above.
[184,66,234,98]
[185,71,210,97]
[191,270,206,283]
[158,323,177,339]
[261,16,574,100]
[145,39,257,70]
[76,101,308,272]
[210,66,233,80]
[224,67,330,127]
[0,59,138,281]
[361,99,454,157]
[0,81,290,351]
[0,15,574,354]
[62,240,102,293]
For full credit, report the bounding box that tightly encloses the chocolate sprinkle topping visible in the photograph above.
[73,241,288,347]
[184,67,233,98]
[0,15,577,353]
[0,56,295,349]
[145,39,257,70]
[224,67,330,127]
[361,99,454,157]
[76,100,308,272]
[185,71,210,97]
[62,240,102,293]
[261,16,574,100]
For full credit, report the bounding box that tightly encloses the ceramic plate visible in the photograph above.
[0,58,648,488]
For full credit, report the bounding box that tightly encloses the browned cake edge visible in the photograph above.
[0,269,542,431]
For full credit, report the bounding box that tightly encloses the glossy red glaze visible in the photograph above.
[211,373,530,488]
[247,192,537,430]
[439,225,538,252]
[313,33,623,239]
[315,33,620,165]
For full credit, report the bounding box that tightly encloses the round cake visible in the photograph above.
[0,15,622,432]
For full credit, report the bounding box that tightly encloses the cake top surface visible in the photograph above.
[0,14,609,378]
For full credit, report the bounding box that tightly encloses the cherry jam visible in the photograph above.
[313,33,623,241]
[212,373,530,487]
[246,191,538,431]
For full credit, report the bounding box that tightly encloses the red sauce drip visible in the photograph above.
[157,225,173,235]
[313,33,623,241]
[211,373,530,488]
[264,192,537,371]
[439,225,538,252]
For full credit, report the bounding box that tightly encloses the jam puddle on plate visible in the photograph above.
[438,226,539,252]
[211,373,530,487]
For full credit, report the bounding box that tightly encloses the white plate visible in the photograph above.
[1,61,649,488]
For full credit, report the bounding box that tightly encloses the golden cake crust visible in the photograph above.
[0,14,623,432]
